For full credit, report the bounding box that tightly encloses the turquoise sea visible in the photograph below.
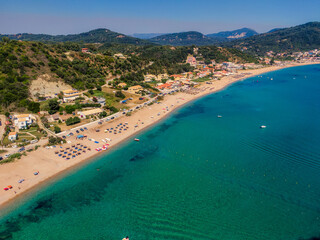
[1,65,320,240]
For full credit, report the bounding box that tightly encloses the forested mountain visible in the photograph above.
[267,28,283,33]
[221,22,320,55]
[149,31,219,46]
[1,29,152,45]
[207,28,258,40]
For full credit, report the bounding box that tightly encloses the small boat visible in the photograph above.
[217,115,222,118]
[260,125,267,129]
[134,138,140,142]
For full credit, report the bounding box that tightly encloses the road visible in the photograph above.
[0,115,6,144]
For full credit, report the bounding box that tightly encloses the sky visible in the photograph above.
[1,0,320,35]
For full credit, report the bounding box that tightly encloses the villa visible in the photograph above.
[127,85,144,94]
[78,108,103,119]
[14,114,34,130]
[63,89,81,102]
[117,82,127,88]
[8,132,17,141]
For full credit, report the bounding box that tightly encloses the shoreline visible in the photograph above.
[1,61,320,212]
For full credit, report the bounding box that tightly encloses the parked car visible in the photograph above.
[0,156,3,161]
[18,147,25,152]
[80,128,84,131]
[84,127,88,130]
[62,135,66,139]
[76,130,80,133]
[4,154,11,158]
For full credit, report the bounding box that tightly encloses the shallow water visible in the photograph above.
[1,65,320,240]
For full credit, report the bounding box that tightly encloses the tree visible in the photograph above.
[5,112,10,118]
[99,111,107,118]
[161,79,168,84]
[54,126,61,133]
[66,117,81,126]
[88,89,94,95]
[96,85,102,91]
[27,101,40,113]
[157,95,164,101]
[109,106,118,113]
[65,105,76,114]
[48,99,60,115]
[48,136,64,145]
[115,90,125,99]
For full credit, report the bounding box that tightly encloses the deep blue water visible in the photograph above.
[1,65,320,240]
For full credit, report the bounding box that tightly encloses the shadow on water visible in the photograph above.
[145,120,178,139]
[129,145,159,162]
[0,169,123,239]
[174,103,205,119]
[145,103,206,140]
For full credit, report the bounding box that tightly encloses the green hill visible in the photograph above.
[149,31,219,46]
[221,22,320,55]
[0,36,257,111]
[207,28,258,40]
[1,28,152,45]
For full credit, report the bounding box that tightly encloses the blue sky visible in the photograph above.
[1,0,319,35]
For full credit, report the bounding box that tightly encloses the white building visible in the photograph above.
[8,132,17,141]
[63,89,81,102]
[78,108,103,119]
[14,114,34,130]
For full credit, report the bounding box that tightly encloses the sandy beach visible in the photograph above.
[0,61,319,209]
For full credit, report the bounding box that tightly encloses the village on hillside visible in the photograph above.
[0,47,319,161]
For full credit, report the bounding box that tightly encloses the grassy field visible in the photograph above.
[192,77,212,82]
[20,127,46,139]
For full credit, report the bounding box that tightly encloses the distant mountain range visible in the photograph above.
[221,22,320,54]
[131,33,167,39]
[146,28,258,46]
[1,22,320,54]
[0,28,152,45]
